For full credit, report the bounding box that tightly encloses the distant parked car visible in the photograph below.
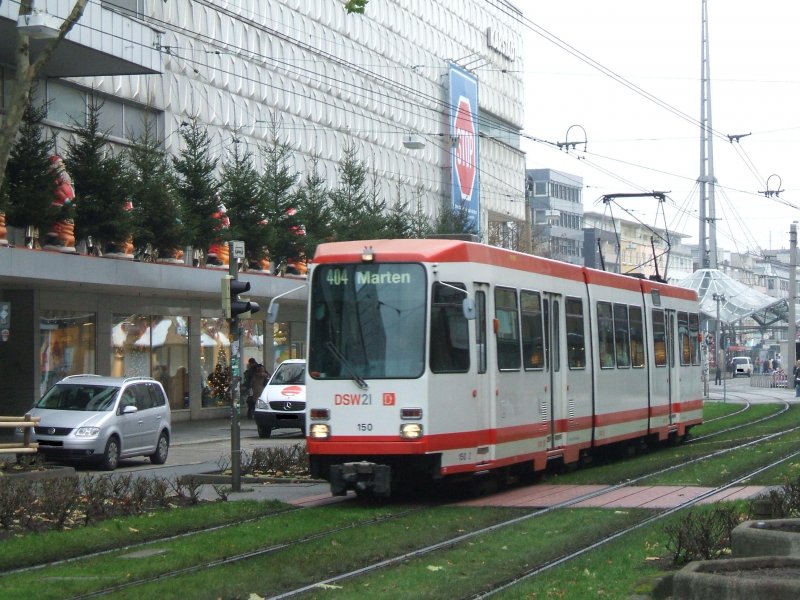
[17,375,171,470]
[254,359,306,438]
[731,357,753,377]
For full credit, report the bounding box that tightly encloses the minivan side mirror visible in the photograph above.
[121,405,138,415]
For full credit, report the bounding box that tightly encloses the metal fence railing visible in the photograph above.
[750,372,789,389]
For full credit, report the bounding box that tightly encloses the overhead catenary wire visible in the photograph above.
[10,0,797,243]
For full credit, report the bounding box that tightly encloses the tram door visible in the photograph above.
[474,285,493,457]
[543,293,564,450]
[665,309,677,424]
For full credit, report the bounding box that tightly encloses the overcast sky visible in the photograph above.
[518,0,800,257]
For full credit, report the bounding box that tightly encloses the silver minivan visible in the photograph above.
[19,375,171,470]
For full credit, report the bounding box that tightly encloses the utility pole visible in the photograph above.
[698,0,718,269]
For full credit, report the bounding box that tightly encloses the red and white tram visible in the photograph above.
[301,238,703,496]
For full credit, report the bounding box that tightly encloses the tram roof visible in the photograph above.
[313,239,696,300]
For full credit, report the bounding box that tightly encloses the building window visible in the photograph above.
[200,318,231,408]
[102,0,144,18]
[534,181,547,196]
[40,311,96,395]
[47,81,86,127]
[111,314,190,410]
[39,81,161,142]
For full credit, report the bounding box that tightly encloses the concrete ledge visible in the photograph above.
[672,556,800,600]
[0,466,76,482]
[732,519,800,558]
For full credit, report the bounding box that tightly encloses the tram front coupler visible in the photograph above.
[330,461,391,497]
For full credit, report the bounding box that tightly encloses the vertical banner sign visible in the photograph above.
[449,64,480,230]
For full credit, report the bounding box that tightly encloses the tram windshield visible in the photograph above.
[308,263,426,380]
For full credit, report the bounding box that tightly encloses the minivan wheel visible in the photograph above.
[100,436,120,471]
[150,431,169,464]
[257,424,272,438]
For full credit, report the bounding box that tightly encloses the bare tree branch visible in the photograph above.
[0,0,89,192]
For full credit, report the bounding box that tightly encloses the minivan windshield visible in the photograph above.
[36,384,118,412]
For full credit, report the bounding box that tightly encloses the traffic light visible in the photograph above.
[221,276,260,319]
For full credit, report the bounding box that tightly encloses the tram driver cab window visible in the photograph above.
[430,282,469,373]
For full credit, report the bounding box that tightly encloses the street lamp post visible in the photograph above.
[713,292,726,403]
[788,223,797,377]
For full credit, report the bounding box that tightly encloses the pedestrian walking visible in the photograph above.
[242,358,257,418]
[794,360,800,397]
[248,363,268,419]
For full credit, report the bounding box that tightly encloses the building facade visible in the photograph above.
[525,168,584,265]
[0,1,527,419]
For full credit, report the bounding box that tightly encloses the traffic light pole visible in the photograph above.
[229,243,242,492]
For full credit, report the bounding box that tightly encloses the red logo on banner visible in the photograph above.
[454,96,476,199]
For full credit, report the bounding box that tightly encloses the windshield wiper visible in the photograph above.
[325,341,368,390]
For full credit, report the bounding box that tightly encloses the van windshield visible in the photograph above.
[270,364,305,385]
[36,384,118,411]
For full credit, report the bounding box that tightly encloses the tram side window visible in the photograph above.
[566,297,585,369]
[495,287,521,370]
[629,306,645,368]
[430,282,470,373]
[678,311,690,366]
[596,302,615,369]
[521,290,544,370]
[613,303,631,368]
[689,312,700,366]
[652,309,667,367]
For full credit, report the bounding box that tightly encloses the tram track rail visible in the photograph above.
[5,400,797,600]
[264,416,800,599]
[46,408,799,600]
[471,447,800,599]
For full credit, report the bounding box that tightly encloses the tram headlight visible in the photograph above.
[400,423,423,439]
[309,423,330,439]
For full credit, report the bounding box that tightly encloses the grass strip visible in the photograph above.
[693,402,783,436]
[0,505,521,600]
[0,499,287,572]
[75,507,639,600]
[546,404,800,487]
[289,507,649,599]
[649,428,800,486]
[494,501,751,599]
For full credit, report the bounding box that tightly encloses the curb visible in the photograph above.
[179,473,325,485]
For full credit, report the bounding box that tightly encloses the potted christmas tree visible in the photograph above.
[68,96,134,258]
